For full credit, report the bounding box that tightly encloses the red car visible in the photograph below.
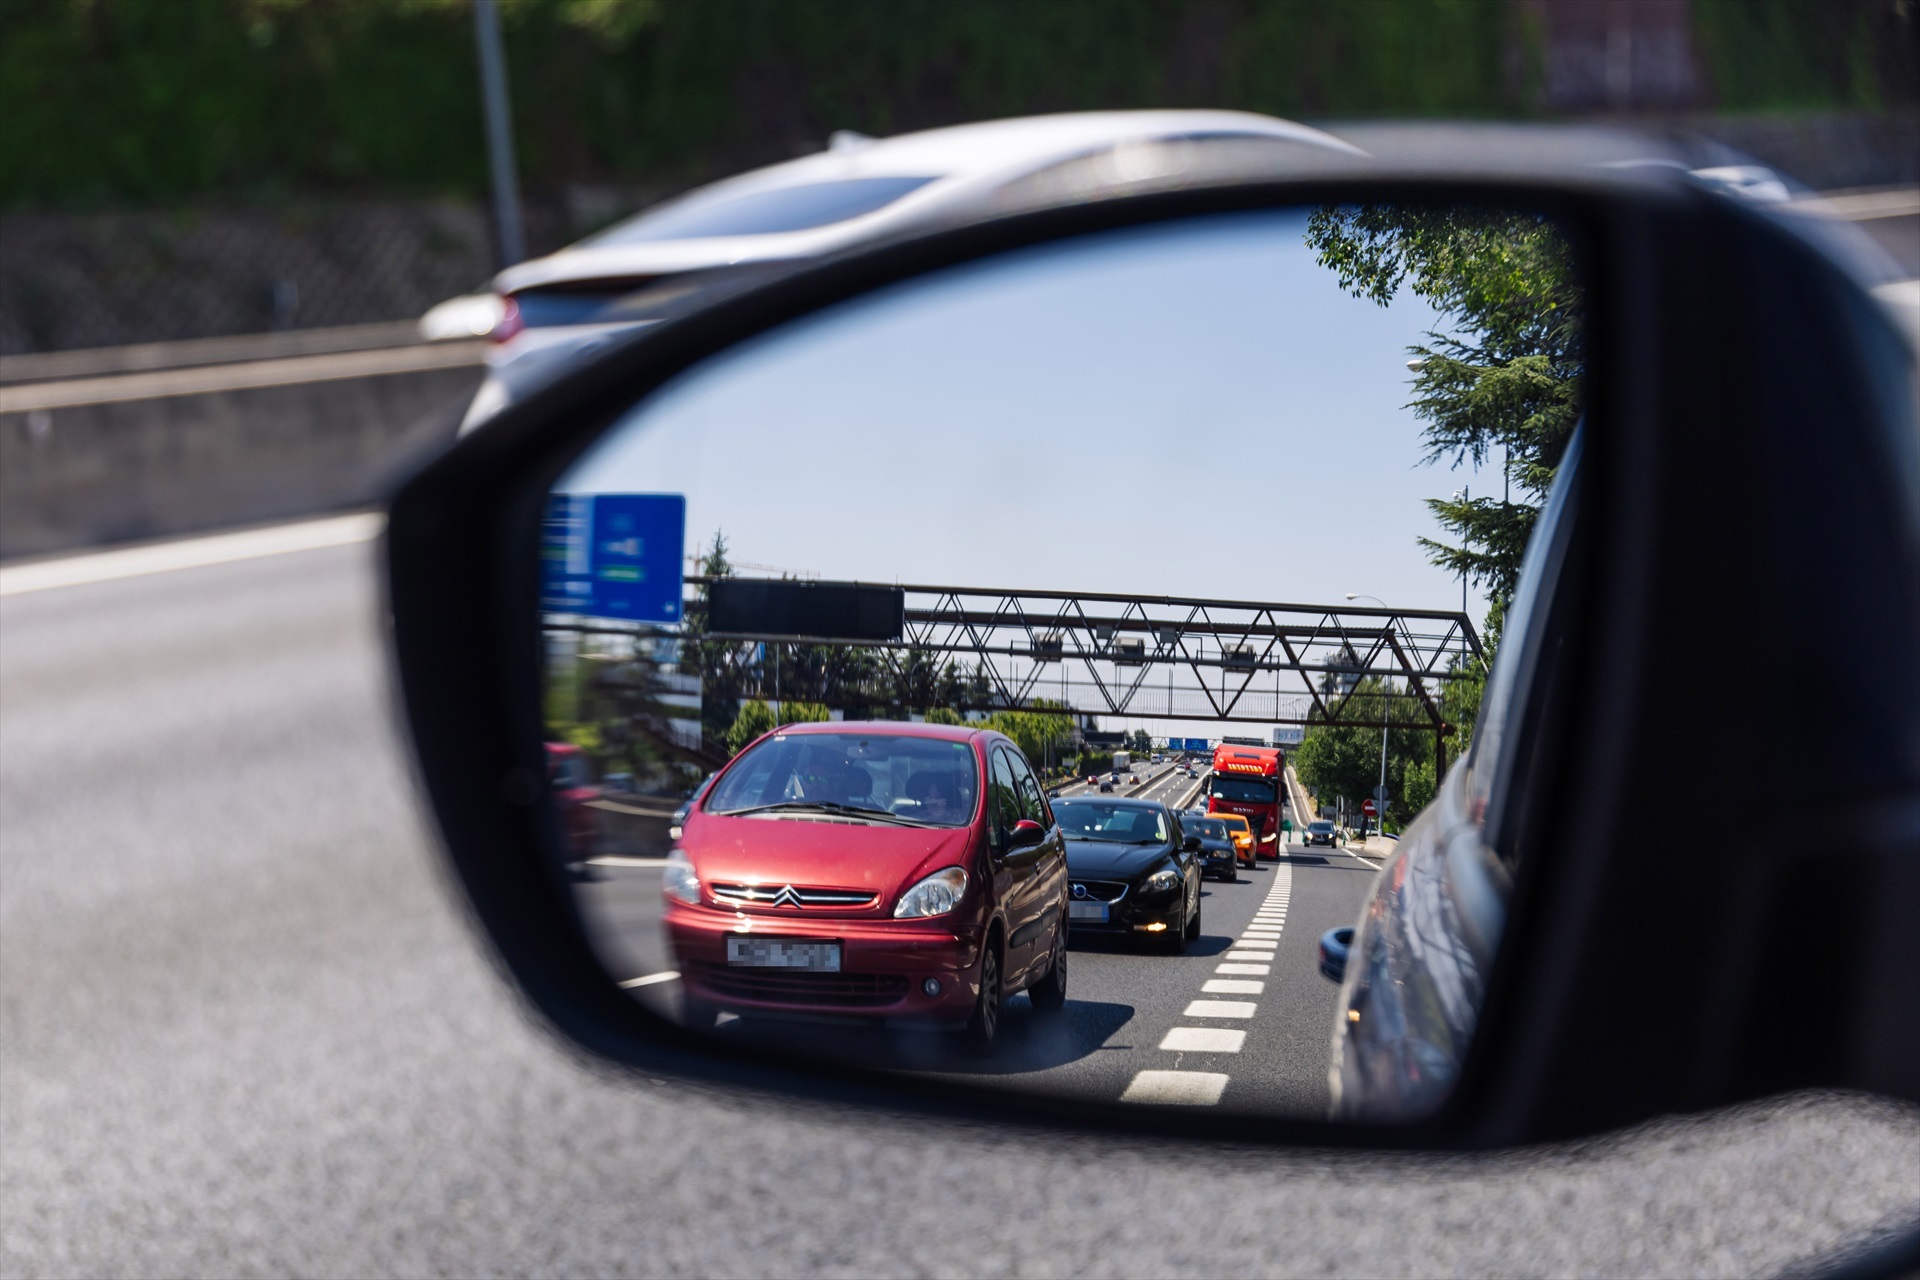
[663,721,1069,1050]
[544,742,599,872]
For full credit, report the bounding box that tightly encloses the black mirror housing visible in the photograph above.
[385,131,1920,1150]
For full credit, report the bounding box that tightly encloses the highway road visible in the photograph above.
[5,528,1919,1276]
[579,757,1371,1114]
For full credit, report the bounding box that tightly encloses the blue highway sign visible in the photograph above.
[541,493,685,623]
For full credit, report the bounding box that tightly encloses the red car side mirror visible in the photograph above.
[1006,819,1046,850]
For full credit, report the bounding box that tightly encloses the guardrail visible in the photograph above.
[0,327,485,560]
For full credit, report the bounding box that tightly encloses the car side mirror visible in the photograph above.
[1318,926,1353,983]
[1182,835,1203,852]
[384,152,1920,1147]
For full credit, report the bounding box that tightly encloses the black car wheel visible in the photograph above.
[1222,863,1239,883]
[1186,886,1203,940]
[1028,941,1067,1012]
[965,945,1003,1051]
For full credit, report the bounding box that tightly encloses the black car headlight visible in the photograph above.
[1141,867,1181,895]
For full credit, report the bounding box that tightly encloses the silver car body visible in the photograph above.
[450,110,1361,432]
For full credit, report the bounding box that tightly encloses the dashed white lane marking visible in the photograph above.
[618,971,679,989]
[1160,1026,1246,1053]
[1184,1000,1256,1019]
[1121,1071,1230,1105]
[588,856,670,868]
[1119,859,1291,1106]
[0,511,383,595]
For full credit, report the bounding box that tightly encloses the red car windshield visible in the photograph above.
[707,732,979,828]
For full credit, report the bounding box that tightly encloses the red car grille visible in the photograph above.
[687,961,911,1008]
[708,882,879,910]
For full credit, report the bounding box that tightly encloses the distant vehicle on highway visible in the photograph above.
[1111,749,1132,772]
[1215,812,1255,866]
[1098,779,1115,793]
[438,110,1354,431]
[1305,820,1337,847]
[668,772,717,836]
[544,742,599,874]
[1052,797,1202,952]
[1182,815,1240,883]
[663,721,1068,1051]
[1207,742,1285,859]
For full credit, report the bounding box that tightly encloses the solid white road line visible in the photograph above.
[1120,1070,1230,1105]
[1184,1000,1256,1019]
[0,512,384,595]
[1160,1026,1246,1053]
[0,340,487,412]
[1214,963,1271,976]
[1203,978,1265,995]
[618,971,680,989]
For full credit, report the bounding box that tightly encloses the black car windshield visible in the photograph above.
[1309,821,1334,833]
[1210,774,1276,803]
[1054,801,1168,843]
[1187,818,1229,840]
[588,176,940,244]
[706,732,978,828]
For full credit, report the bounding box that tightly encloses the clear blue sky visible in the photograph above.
[565,208,1499,741]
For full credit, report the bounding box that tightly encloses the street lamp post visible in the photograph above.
[1346,593,1391,838]
[1450,485,1470,663]
[472,0,525,268]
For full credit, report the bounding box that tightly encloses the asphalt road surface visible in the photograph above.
[5,531,1919,1277]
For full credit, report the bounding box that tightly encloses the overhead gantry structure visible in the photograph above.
[563,577,1488,771]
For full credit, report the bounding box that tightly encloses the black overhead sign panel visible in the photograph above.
[707,579,905,642]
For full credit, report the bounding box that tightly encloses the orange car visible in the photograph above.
[1216,813,1255,866]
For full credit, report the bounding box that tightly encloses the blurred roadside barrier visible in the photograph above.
[0,326,483,560]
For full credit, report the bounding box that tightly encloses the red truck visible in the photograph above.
[1207,743,1285,860]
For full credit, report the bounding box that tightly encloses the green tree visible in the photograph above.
[724,698,831,754]
[1304,205,1583,602]
[724,699,776,755]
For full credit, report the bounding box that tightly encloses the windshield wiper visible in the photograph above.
[720,801,932,827]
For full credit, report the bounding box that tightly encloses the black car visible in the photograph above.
[1181,815,1240,883]
[1052,797,1202,953]
[1305,820,1336,847]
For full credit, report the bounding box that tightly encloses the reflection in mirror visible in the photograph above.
[539,205,1585,1119]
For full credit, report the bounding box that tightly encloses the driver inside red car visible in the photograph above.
[904,768,962,824]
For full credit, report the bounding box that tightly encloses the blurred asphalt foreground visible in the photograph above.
[3,536,1919,1278]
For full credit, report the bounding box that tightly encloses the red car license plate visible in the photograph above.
[725,937,842,971]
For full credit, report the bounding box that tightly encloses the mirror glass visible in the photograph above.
[538,204,1585,1119]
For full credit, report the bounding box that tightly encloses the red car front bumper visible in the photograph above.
[666,906,985,1021]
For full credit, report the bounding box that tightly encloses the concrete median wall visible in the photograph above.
[1,360,481,560]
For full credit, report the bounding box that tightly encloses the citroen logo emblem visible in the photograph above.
[770,885,803,908]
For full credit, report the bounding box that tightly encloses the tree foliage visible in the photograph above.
[7,0,1906,210]
[724,698,829,755]
[1304,205,1583,601]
